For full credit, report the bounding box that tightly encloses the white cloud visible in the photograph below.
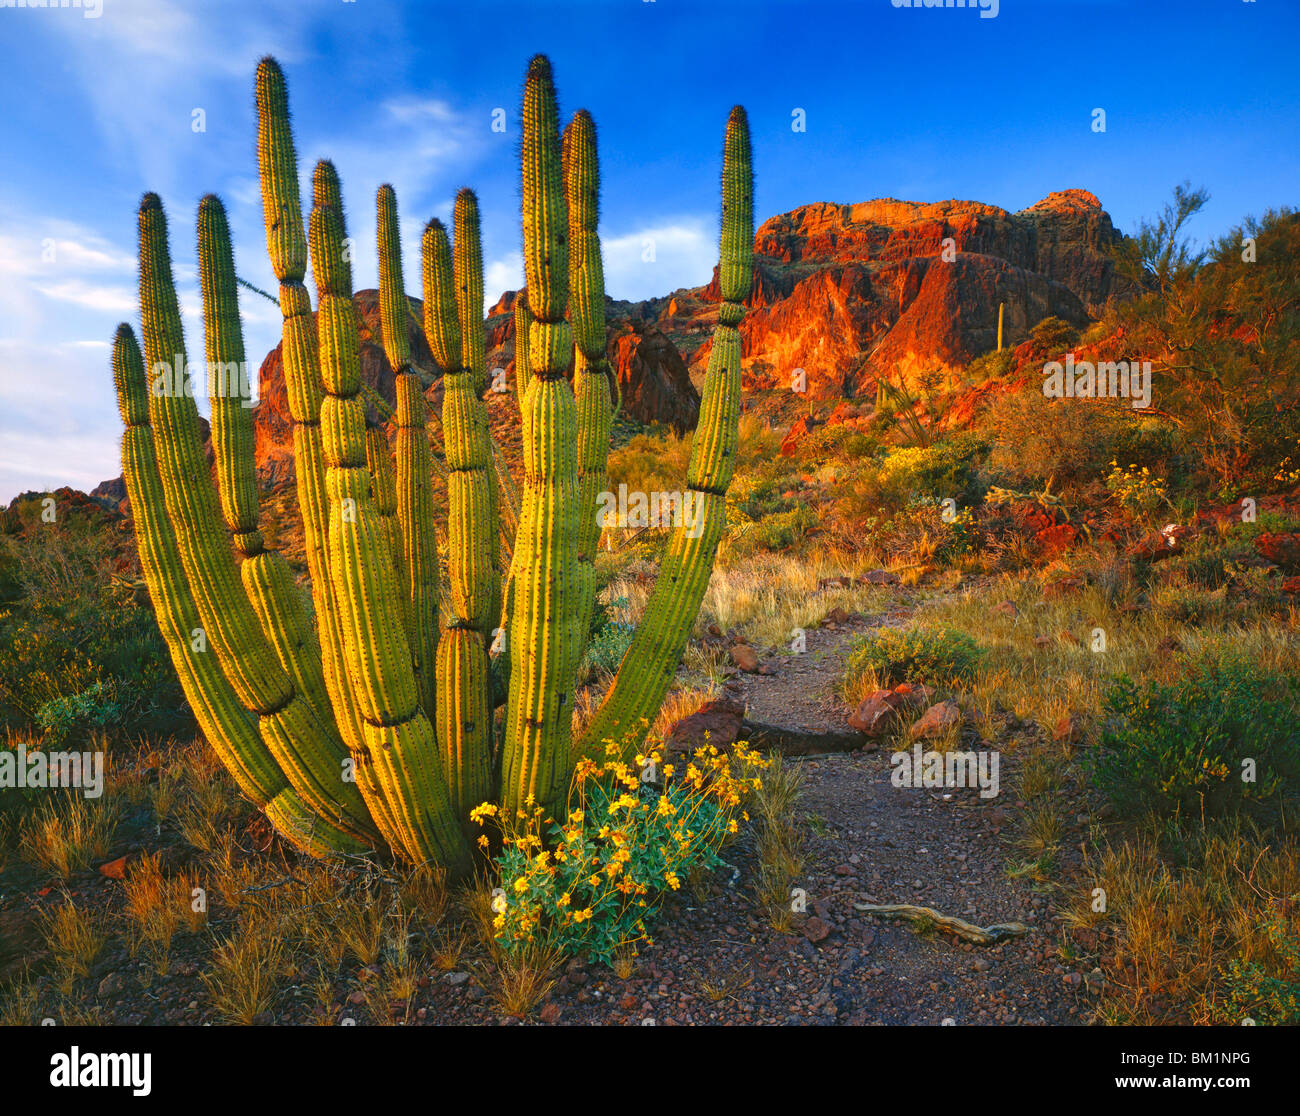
[31,278,136,313]
[600,219,714,302]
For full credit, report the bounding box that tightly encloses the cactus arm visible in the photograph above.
[310,195,471,871]
[377,184,441,722]
[254,59,387,821]
[564,110,613,661]
[197,194,347,748]
[513,295,533,407]
[576,106,753,761]
[113,324,355,855]
[423,212,495,821]
[136,194,378,847]
[501,55,581,818]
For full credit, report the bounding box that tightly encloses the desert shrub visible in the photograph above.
[476,742,765,966]
[877,433,989,505]
[1105,460,1171,518]
[966,347,1016,383]
[578,596,635,682]
[985,385,1180,493]
[841,626,983,694]
[841,432,878,460]
[0,524,185,740]
[1220,899,1300,1025]
[605,431,691,498]
[751,505,817,552]
[1091,654,1300,823]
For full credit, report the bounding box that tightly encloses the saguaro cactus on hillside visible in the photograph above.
[111,54,753,868]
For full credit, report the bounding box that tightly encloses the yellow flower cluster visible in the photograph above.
[475,740,767,966]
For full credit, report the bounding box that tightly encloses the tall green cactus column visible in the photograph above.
[502,55,582,818]
[577,106,753,762]
[112,324,354,855]
[136,193,376,848]
[377,184,441,722]
[564,109,613,656]
[421,209,495,823]
[309,190,471,872]
[254,58,388,836]
[198,194,345,759]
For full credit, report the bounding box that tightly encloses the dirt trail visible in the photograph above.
[665,606,1088,1025]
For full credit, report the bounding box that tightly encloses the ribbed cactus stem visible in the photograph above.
[513,295,533,405]
[253,60,387,836]
[198,193,341,747]
[137,193,376,846]
[564,109,613,664]
[377,184,440,720]
[424,208,495,822]
[503,54,580,818]
[115,323,356,855]
[577,105,753,761]
[310,194,471,871]
[197,194,261,557]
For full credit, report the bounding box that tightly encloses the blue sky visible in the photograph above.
[1,0,1297,501]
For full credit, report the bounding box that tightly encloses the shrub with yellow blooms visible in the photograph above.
[474,742,766,966]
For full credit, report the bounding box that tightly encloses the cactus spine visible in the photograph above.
[115,55,751,871]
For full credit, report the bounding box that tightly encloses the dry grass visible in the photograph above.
[750,754,808,934]
[485,939,561,1018]
[40,896,107,996]
[121,851,206,973]
[20,792,118,879]
[202,916,290,1025]
[1061,821,1300,1024]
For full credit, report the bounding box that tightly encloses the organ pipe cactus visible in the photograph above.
[111,53,753,868]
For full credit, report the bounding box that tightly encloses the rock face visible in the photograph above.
[484,294,700,435]
[609,322,700,434]
[721,190,1124,400]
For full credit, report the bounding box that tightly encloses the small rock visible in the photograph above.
[98,856,128,880]
[802,916,832,944]
[730,644,760,673]
[96,972,126,998]
[910,699,962,740]
[990,600,1018,619]
[445,971,470,987]
[539,1001,561,1024]
[861,568,900,586]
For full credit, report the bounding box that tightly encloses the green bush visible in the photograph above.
[0,525,187,740]
[1221,900,1300,1025]
[841,626,983,693]
[877,433,989,506]
[1091,655,1300,823]
[578,595,635,682]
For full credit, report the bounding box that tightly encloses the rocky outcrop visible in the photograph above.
[719,190,1122,400]
[609,322,700,434]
